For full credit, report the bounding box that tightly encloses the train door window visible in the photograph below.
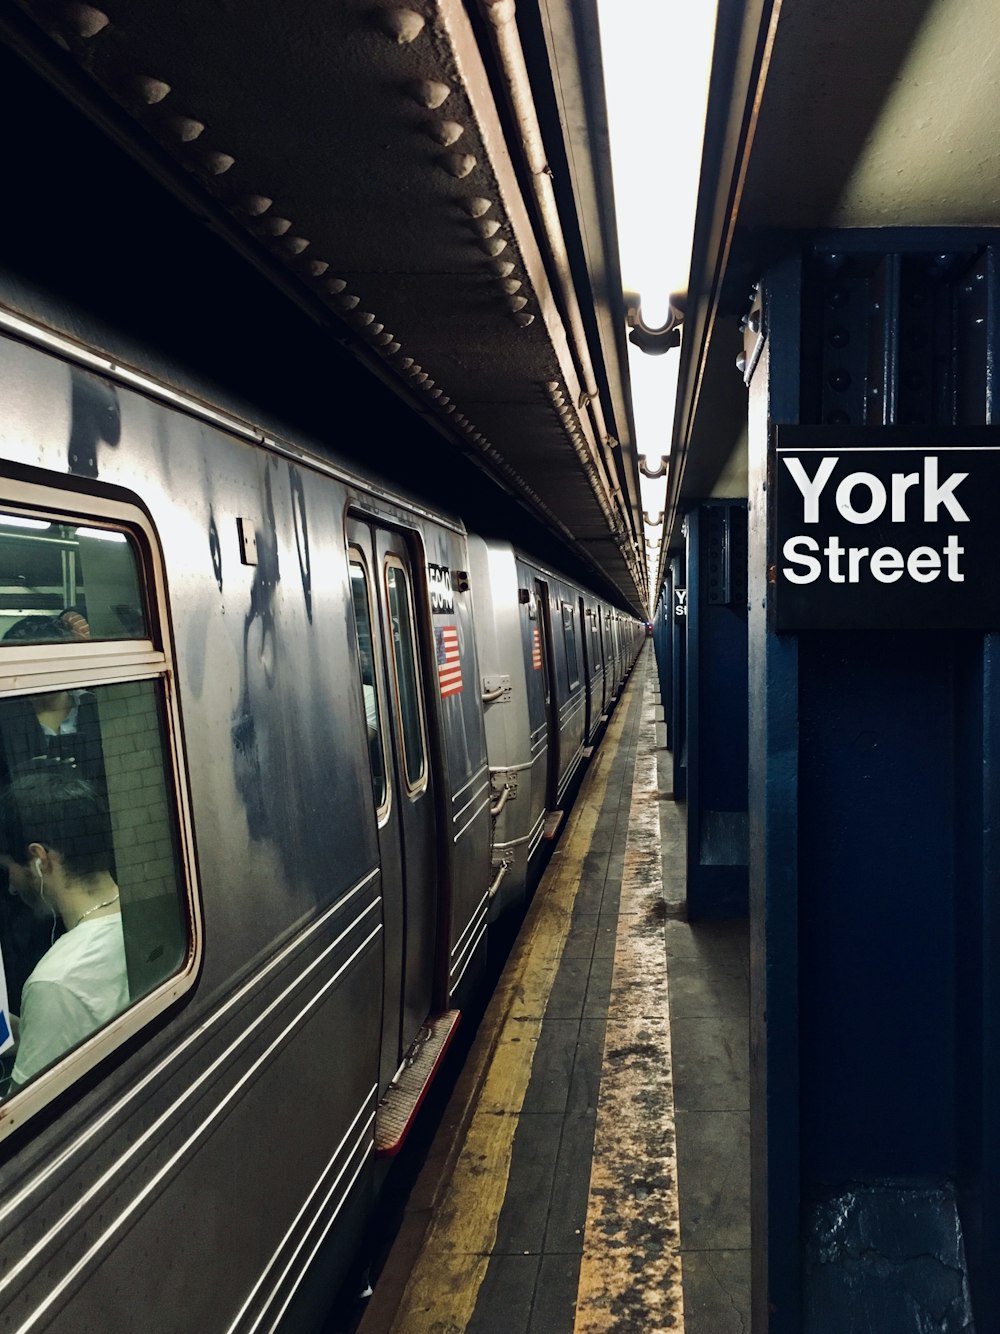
[384,558,427,792]
[561,602,580,688]
[348,552,388,814]
[533,581,551,706]
[0,498,195,1134]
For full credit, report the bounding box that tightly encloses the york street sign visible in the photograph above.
[773,425,1000,630]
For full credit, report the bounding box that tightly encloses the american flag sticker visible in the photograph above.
[435,625,463,697]
[531,626,542,670]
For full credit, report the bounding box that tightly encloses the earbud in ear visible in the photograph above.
[33,857,42,878]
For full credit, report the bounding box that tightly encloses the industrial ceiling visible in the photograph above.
[0,0,648,614]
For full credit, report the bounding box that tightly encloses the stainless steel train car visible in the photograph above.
[0,307,642,1332]
[468,538,639,919]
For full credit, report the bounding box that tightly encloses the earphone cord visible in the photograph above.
[36,865,56,947]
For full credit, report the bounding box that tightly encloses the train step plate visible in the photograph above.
[542,810,564,840]
[375,1009,461,1157]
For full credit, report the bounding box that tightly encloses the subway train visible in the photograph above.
[0,301,642,1333]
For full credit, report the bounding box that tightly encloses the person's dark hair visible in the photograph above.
[0,761,112,877]
[2,615,75,644]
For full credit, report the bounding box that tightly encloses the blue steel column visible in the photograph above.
[684,502,749,919]
[747,255,801,1334]
[748,236,1000,1332]
[654,578,673,748]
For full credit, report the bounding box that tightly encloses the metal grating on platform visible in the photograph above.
[375,1010,461,1157]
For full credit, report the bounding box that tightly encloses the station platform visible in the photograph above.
[358,647,750,1333]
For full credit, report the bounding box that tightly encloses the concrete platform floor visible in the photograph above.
[357,648,750,1332]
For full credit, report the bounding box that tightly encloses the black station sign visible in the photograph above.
[427,562,454,615]
[773,425,1000,630]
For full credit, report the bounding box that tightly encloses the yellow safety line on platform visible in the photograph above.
[574,666,685,1333]
[387,675,637,1333]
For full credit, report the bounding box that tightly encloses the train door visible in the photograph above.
[534,577,560,809]
[347,518,437,1096]
[578,595,593,741]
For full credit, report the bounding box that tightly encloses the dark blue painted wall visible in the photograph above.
[685,503,749,919]
[797,630,958,1176]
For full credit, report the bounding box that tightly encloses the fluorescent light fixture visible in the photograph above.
[596,0,717,315]
[631,341,680,469]
[597,0,716,608]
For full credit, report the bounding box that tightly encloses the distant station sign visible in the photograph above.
[773,425,1000,630]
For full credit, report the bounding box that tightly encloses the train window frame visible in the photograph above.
[383,554,429,798]
[0,480,201,1144]
[347,545,391,825]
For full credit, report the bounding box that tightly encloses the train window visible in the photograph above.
[0,494,195,1132]
[385,559,426,791]
[0,681,187,1091]
[0,513,147,643]
[349,555,388,813]
[562,603,580,688]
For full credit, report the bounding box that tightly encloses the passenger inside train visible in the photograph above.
[0,763,127,1090]
[0,513,190,1101]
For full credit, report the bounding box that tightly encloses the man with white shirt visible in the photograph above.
[0,763,127,1091]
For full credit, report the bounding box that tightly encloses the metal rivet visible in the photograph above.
[203,151,235,175]
[430,121,464,147]
[135,76,171,104]
[442,153,477,179]
[170,116,205,143]
[481,237,507,257]
[379,8,426,43]
[490,259,514,277]
[473,218,501,238]
[66,4,109,37]
[410,80,451,109]
[258,217,292,236]
[464,197,492,218]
